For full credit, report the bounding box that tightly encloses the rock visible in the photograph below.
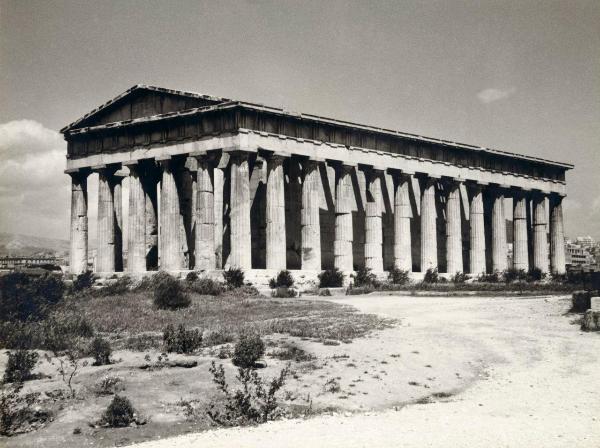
[582,310,600,331]
[591,297,600,311]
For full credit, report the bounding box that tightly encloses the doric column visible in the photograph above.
[469,183,486,275]
[420,176,438,272]
[512,191,529,271]
[301,159,321,270]
[213,152,228,269]
[393,172,412,271]
[68,170,89,274]
[113,172,125,272]
[533,193,549,273]
[126,163,146,272]
[334,163,354,272]
[96,166,117,272]
[142,160,159,270]
[491,187,507,272]
[550,194,566,275]
[229,151,252,269]
[194,155,216,270]
[445,179,463,275]
[158,158,183,271]
[365,169,383,272]
[266,153,287,270]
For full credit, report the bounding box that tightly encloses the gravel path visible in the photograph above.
[129,294,600,448]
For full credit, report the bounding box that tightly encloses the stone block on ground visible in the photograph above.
[582,310,600,331]
[591,296,600,311]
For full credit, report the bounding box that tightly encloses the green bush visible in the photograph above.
[152,272,190,310]
[189,278,224,296]
[352,267,377,287]
[271,287,297,298]
[223,268,245,289]
[269,270,294,289]
[89,337,112,366]
[388,268,410,285]
[101,395,136,427]
[0,273,65,322]
[232,332,265,368]
[451,271,468,284]
[163,324,202,354]
[72,271,94,292]
[2,350,39,383]
[423,268,439,284]
[318,269,344,288]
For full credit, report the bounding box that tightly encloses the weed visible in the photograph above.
[163,324,202,354]
[269,270,294,289]
[223,268,245,289]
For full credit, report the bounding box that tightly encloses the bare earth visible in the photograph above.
[129,294,600,448]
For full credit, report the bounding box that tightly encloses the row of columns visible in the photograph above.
[68,153,566,276]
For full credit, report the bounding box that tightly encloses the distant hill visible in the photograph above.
[0,232,70,257]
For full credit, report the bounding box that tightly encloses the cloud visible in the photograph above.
[477,87,516,104]
[0,120,69,239]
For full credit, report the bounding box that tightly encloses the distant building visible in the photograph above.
[575,236,596,251]
[0,256,64,270]
[565,241,594,268]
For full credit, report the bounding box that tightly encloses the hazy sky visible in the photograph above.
[1,0,599,241]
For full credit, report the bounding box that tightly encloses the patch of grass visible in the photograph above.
[270,343,314,362]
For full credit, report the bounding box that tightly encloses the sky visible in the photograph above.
[0,0,599,242]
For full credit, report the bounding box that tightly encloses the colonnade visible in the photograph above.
[68,151,566,276]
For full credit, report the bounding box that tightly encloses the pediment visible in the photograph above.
[61,85,227,133]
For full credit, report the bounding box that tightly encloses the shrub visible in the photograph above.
[270,343,314,362]
[152,272,190,310]
[204,328,235,347]
[223,268,245,289]
[423,268,439,284]
[388,268,410,285]
[185,271,199,282]
[189,278,224,296]
[103,276,132,296]
[571,290,592,312]
[232,332,265,368]
[72,271,94,292]
[503,268,527,283]
[93,375,124,396]
[477,272,500,283]
[3,350,39,383]
[271,287,297,298]
[318,269,344,288]
[268,270,294,289]
[0,272,65,322]
[207,361,289,426]
[352,267,377,287]
[346,285,375,295]
[89,337,112,366]
[527,268,546,282]
[318,288,332,296]
[163,324,202,354]
[101,395,136,428]
[0,382,46,436]
[451,271,468,284]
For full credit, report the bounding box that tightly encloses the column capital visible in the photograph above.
[91,164,120,176]
[65,167,91,178]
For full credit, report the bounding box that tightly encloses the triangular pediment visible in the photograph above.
[61,85,228,133]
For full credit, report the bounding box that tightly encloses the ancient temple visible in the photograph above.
[61,85,572,277]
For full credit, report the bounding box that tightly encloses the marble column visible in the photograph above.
[550,194,566,275]
[194,156,216,270]
[445,180,463,275]
[159,159,183,270]
[213,152,228,269]
[491,188,508,272]
[68,170,89,274]
[393,173,412,271]
[420,176,438,272]
[469,184,486,275]
[533,193,549,273]
[113,173,124,272]
[301,159,321,270]
[126,163,146,272]
[334,164,354,272]
[512,192,529,272]
[365,169,383,272]
[96,167,117,272]
[142,161,159,270]
[229,151,252,269]
[266,154,287,270]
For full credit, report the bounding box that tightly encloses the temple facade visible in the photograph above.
[62,85,572,277]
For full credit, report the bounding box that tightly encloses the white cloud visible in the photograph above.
[477,87,516,104]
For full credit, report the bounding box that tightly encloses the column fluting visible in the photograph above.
[159,159,183,270]
[512,192,529,272]
[445,180,463,275]
[550,194,566,275]
[469,184,486,275]
[420,176,438,272]
[393,173,412,271]
[266,154,287,270]
[229,151,252,269]
[533,193,549,273]
[491,188,508,272]
[365,169,383,272]
[69,171,89,274]
[334,164,354,272]
[96,168,117,272]
[195,157,216,270]
[113,175,124,272]
[301,159,321,270]
[127,164,146,272]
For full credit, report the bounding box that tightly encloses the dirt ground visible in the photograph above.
[126,293,600,448]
